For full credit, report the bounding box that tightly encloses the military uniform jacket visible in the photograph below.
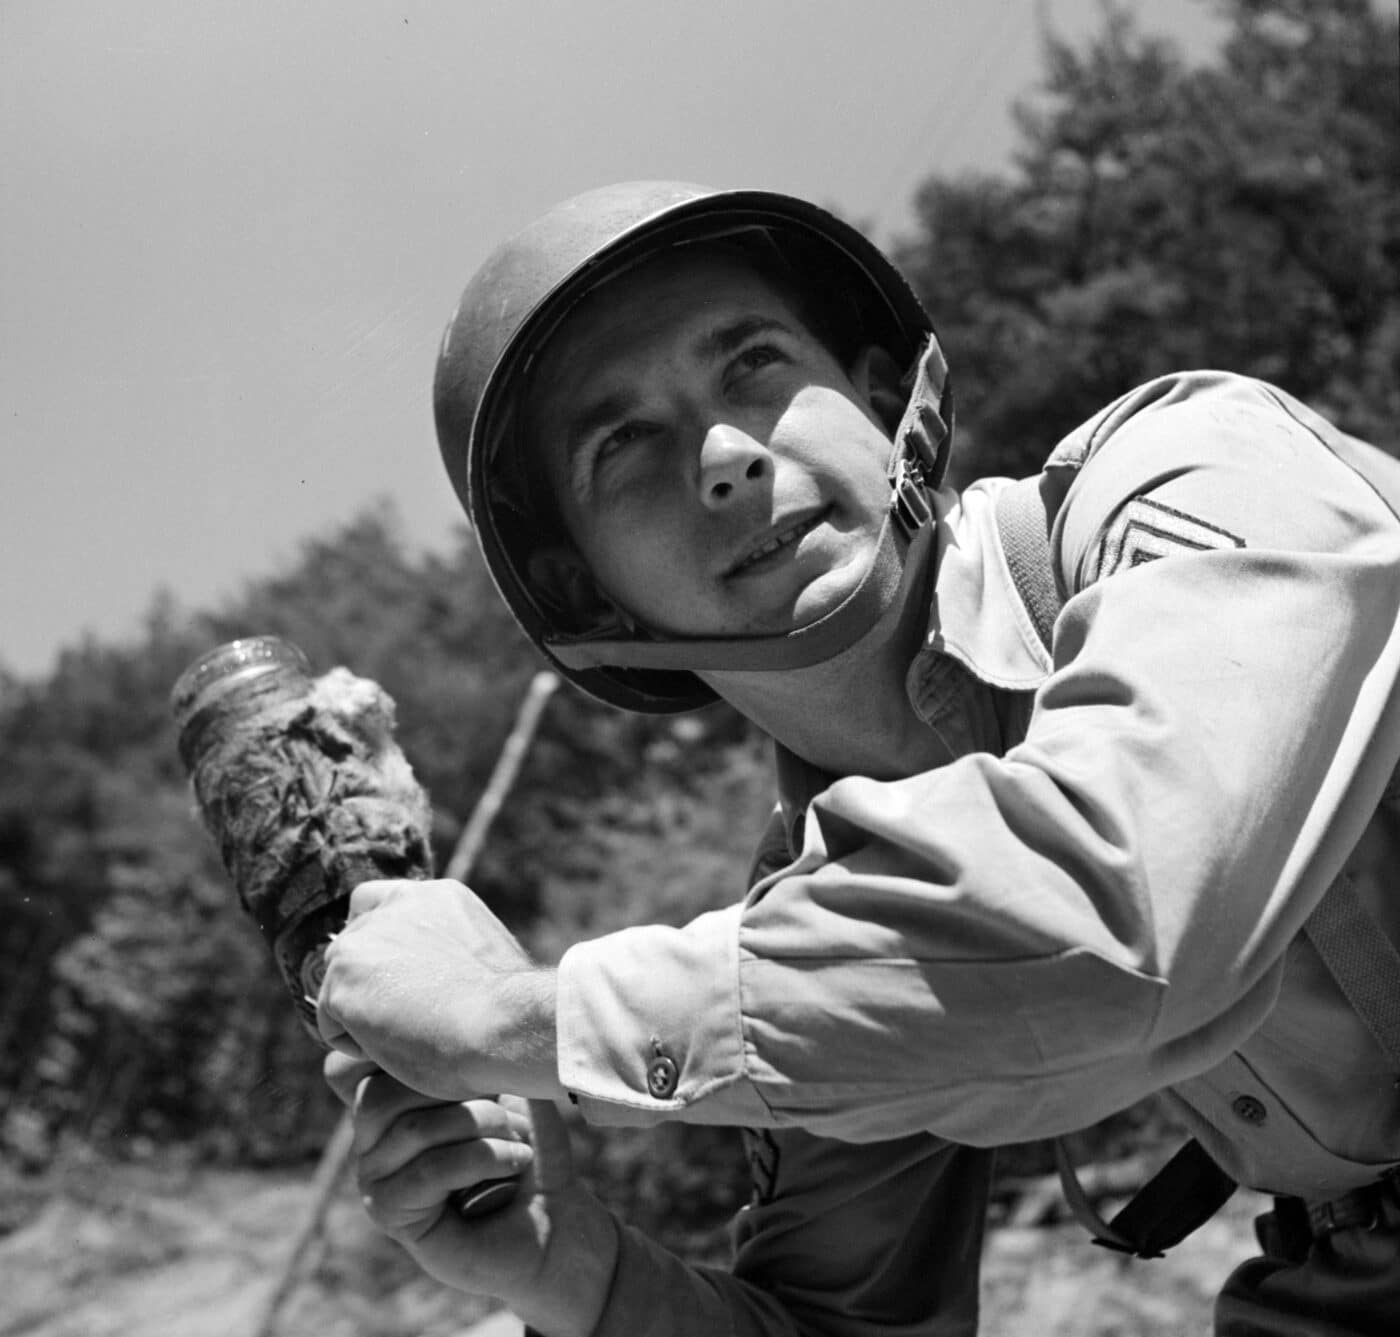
[554,371,1400,1335]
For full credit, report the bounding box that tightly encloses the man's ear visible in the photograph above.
[846,345,908,435]
[526,546,631,631]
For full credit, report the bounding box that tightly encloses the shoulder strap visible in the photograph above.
[994,475,1061,655]
[996,475,1236,1255]
[994,454,1400,1254]
[1297,418,1400,1067]
[1304,873,1400,1070]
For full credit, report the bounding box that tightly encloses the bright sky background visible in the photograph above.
[1,0,1227,680]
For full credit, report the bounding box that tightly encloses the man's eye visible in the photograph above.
[734,344,783,375]
[599,421,652,457]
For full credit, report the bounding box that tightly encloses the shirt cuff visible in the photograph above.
[557,904,772,1126]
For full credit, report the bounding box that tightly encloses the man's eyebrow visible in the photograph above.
[696,314,793,360]
[564,315,793,456]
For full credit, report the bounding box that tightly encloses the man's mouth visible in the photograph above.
[726,508,830,578]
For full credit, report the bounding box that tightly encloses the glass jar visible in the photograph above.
[171,636,340,1028]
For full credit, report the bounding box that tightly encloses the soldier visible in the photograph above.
[318,182,1400,1335]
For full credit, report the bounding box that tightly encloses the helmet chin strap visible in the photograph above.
[544,335,953,678]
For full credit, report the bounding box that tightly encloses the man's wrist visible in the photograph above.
[509,1186,620,1337]
[496,966,564,1099]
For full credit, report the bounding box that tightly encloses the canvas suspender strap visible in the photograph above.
[1299,417,1400,1073]
[994,471,1400,1062]
[995,475,1062,654]
[997,475,1243,1255]
[1304,874,1400,1070]
[993,467,1400,1256]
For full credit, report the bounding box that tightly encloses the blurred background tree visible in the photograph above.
[895,0,1398,483]
[0,502,767,1256]
[0,0,1395,1275]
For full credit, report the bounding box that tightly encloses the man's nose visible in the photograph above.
[697,424,770,509]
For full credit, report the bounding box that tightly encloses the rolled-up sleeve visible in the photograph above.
[558,377,1400,1144]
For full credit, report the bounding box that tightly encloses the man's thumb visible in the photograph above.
[525,1097,574,1193]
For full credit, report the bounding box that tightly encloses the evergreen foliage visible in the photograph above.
[894,0,1399,484]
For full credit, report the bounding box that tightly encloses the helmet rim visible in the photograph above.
[435,182,935,713]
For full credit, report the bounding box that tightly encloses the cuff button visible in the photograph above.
[1231,1095,1268,1126]
[646,1054,679,1099]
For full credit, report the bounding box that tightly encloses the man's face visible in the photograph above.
[527,250,896,638]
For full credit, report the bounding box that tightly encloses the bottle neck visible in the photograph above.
[174,659,312,773]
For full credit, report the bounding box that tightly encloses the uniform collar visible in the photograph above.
[923,478,1054,691]
[770,475,1052,835]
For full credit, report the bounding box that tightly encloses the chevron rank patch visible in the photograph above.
[1098,497,1245,576]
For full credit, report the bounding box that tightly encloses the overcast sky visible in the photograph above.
[1,0,1226,679]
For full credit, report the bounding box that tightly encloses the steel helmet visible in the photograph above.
[435,181,950,713]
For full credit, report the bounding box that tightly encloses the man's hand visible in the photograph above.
[315,879,563,1102]
[325,1054,616,1336]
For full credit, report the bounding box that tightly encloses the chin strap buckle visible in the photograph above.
[887,335,955,543]
[891,457,934,540]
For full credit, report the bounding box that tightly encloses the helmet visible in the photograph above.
[435,181,950,713]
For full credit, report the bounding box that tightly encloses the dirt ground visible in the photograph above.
[0,1153,1267,1337]
[979,1198,1265,1336]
